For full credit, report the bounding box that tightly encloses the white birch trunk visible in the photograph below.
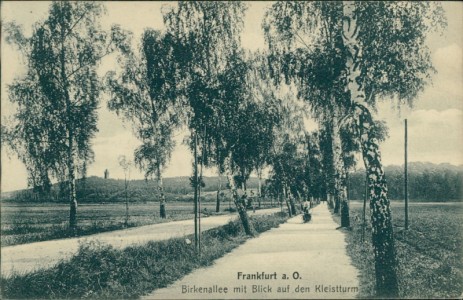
[342,1,398,296]
[158,169,166,219]
[225,155,253,235]
[331,103,350,225]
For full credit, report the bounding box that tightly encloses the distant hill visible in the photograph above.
[2,162,462,203]
[2,176,260,203]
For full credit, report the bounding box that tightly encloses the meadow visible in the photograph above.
[1,197,278,247]
[343,201,463,299]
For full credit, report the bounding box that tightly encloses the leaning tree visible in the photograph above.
[4,2,125,231]
[263,1,445,296]
[163,1,261,235]
[266,84,308,216]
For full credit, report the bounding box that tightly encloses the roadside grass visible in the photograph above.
[1,202,227,247]
[334,201,463,299]
[1,212,288,299]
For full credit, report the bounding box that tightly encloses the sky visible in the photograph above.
[1,1,462,192]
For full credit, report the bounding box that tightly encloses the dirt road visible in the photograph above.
[144,202,359,299]
[1,208,280,277]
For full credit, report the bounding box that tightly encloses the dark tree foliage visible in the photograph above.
[267,134,308,216]
[340,119,389,173]
[263,2,351,223]
[163,1,247,137]
[163,1,260,235]
[106,29,180,180]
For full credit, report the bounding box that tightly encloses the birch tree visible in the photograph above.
[106,29,180,219]
[247,52,285,207]
[163,2,258,235]
[4,2,123,231]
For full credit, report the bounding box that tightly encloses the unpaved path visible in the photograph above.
[144,202,359,299]
[1,208,280,277]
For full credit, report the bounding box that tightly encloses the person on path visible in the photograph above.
[303,199,311,214]
[302,199,312,223]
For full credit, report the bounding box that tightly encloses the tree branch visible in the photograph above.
[64,10,88,39]
[66,39,114,79]
[294,31,312,51]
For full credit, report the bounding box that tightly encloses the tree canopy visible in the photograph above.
[4,2,128,229]
[106,28,181,180]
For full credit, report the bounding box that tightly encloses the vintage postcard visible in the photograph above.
[1,1,462,299]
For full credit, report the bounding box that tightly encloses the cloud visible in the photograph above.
[1,151,28,192]
[414,44,463,111]
[242,2,270,51]
[378,108,463,166]
[433,44,463,97]
[434,44,462,76]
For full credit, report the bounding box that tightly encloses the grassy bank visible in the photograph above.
[335,202,462,298]
[1,212,288,299]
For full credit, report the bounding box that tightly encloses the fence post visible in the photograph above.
[194,133,198,250]
[405,119,409,230]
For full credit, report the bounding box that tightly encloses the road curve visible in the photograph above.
[1,208,280,277]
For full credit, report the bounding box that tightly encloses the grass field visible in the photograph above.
[1,212,289,299]
[1,201,223,247]
[342,201,463,299]
[1,198,279,247]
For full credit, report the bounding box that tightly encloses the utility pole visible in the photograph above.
[362,171,367,242]
[346,171,350,200]
[194,133,199,250]
[198,125,206,255]
[405,119,409,230]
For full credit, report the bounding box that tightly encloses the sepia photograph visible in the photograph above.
[1,1,462,299]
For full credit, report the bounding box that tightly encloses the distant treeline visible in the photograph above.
[348,162,463,201]
[4,176,259,203]
[4,162,462,203]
